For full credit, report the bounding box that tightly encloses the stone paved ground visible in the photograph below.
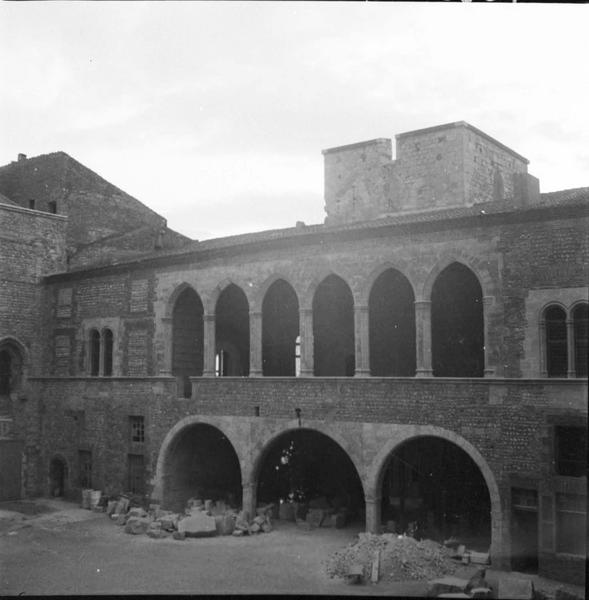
[0,499,584,598]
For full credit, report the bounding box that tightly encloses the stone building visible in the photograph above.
[0,121,586,585]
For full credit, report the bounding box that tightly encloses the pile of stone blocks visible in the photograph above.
[279,496,350,530]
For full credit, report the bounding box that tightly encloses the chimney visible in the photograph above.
[18,153,27,162]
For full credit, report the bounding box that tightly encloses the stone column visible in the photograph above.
[415,301,433,377]
[299,308,314,377]
[242,481,256,519]
[566,317,575,378]
[202,313,216,377]
[364,494,379,533]
[249,311,263,377]
[354,304,370,377]
[483,296,496,377]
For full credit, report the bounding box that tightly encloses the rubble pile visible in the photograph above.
[96,494,276,539]
[325,533,457,582]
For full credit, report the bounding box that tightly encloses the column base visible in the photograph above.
[249,370,263,378]
[202,370,216,378]
[484,368,497,377]
[415,369,433,378]
[299,369,313,377]
[354,369,371,378]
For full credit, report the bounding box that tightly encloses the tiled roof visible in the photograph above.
[77,186,588,271]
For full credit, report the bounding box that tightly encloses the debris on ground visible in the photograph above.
[325,533,458,583]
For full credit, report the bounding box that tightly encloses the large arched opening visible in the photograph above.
[312,275,355,376]
[431,262,484,377]
[379,436,491,550]
[255,428,365,527]
[368,268,416,376]
[262,279,299,376]
[172,287,204,397]
[215,284,250,376]
[162,423,242,513]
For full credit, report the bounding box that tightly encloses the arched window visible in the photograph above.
[262,279,299,376]
[215,284,250,376]
[431,263,484,377]
[573,303,588,377]
[545,306,567,377]
[89,329,100,376]
[312,275,355,377]
[88,328,114,376]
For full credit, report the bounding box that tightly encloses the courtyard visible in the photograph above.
[0,498,584,598]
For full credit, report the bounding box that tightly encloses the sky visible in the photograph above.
[1,2,588,241]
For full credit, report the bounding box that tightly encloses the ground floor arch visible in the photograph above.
[252,427,365,526]
[366,426,502,562]
[157,419,243,513]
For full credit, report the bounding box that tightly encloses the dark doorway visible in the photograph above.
[50,457,67,497]
[256,429,365,525]
[511,488,539,573]
[164,424,242,513]
[0,350,11,395]
[313,275,355,376]
[380,436,491,549]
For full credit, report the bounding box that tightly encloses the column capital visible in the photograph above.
[249,311,262,319]
[203,313,215,322]
[354,304,369,313]
[300,307,313,316]
[482,295,495,307]
[414,300,432,309]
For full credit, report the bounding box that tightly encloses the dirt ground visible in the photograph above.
[0,498,584,598]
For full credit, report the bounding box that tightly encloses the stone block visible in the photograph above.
[278,503,295,521]
[172,531,186,541]
[177,512,217,537]
[124,517,151,535]
[214,514,235,536]
[306,508,325,528]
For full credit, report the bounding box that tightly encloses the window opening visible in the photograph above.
[555,426,587,477]
[545,306,567,377]
[28,199,35,210]
[573,303,588,377]
[89,330,100,376]
[103,329,113,376]
[556,494,586,555]
[48,200,57,214]
[129,416,145,443]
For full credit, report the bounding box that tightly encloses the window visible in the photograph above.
[78,450,92,489]
[545,306,567,377]
[556,494,586,555]
[89,329,100,376]
[103,329,113,376]
[88,327,114,376]
[48,200,57,214]
[573,303,588,377]
[555,426,587,477]
[127,454,145,495]
[215,350,228,377]
[28,199,35,210]
[129,416,145,443]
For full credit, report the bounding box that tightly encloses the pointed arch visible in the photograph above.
[422,254,490,302]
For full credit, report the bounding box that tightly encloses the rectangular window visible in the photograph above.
[78,450,92,489]
[48,200,57,214]
[129,416,145,443]
[28,199,35,210]
[127,454,145,495]
[555,426,587,477]
[556,494,586,555]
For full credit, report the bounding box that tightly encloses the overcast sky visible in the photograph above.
[1,2,587,240]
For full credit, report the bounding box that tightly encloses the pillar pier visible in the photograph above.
[354,304,370,377]
[202,313,216,377]
[483,296,496,377]
[299,308,314,377]
[415,301,433,377]
[249,311,263,377]
[364,495,379,533]
[158,316,173,376]
[539,318,547,377]
[242,481,256,518]
[566,318,575,377]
